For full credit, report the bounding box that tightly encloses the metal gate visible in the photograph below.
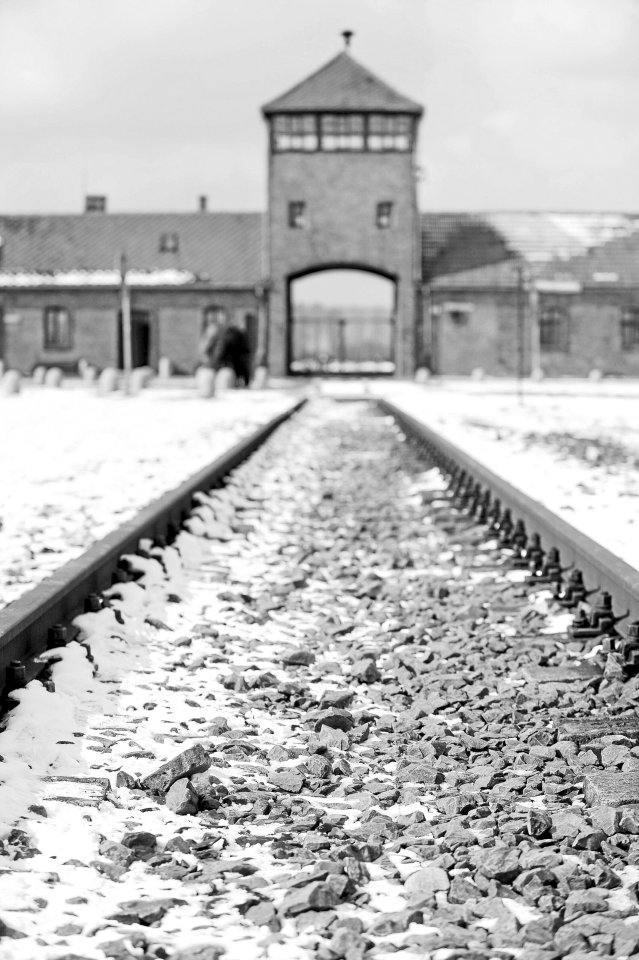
[289,308,395,374]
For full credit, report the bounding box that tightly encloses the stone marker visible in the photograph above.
[98,367,119,394]
[251,365,268,389]
[215,366,236,390]
[32,365,46,385]
[158,356,172,378]
[584,771,639,806]
[44,366,63,387]
[1,370,21,395]
[195,366,215,398]
[130,366,154,392]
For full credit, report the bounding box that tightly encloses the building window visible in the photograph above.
[273,114,318,152]
[159,232,179,253]
[202,305,228,332]
[368,114,413,151]
[376,201,393,228]
[43,307,73,350]
[288,201,306,229]
[621,307,639,351]
[320,114,365,151]
[539,305,570,352]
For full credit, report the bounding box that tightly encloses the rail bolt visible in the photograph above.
[84,593,102,613]
[6,659,26,691]
[47,623,68,648]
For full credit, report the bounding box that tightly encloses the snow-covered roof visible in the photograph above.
[421,212,639,283]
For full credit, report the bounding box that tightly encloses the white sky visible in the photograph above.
[1,0,638,217]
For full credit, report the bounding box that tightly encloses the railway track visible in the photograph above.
[2,396,639,959]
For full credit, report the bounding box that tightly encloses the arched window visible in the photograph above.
[202,305,228,332]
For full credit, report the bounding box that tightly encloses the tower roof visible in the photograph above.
[262,50,423,116]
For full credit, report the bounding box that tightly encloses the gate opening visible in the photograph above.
[288,269,396,375]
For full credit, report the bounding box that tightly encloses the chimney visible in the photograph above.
[199,195,208,213]
[85,195,107,213]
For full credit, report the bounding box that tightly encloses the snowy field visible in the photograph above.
[371,378,639,572]
[0,383,298,610]
[3,376,639,616]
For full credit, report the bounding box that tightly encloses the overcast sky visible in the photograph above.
[0,0,638,216]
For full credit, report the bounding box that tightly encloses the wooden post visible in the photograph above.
[120,253,132,392]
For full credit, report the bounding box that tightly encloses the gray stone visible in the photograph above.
[403,865,449,901]
[109,897,186,925]
[396,763,444,785]
[140,744,211,796]
[584,771,639,806]
[270,768,305,793]
[280,881,340,916]
[165,778,198,814]
[558,717,639,745]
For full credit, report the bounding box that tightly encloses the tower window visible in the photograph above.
[288,201,306,229]
[43,306,73,350]
[273,115,318,152]
[368,114,413,151]
[320,114,365,151]
[159,232,179,253]
[539,306,570,352]
[621,307,639,350]
[376,202,393,228]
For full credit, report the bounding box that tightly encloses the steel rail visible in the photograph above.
[0,398,306,696]
[380,399,639,628]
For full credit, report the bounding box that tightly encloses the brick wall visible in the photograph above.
[428,285,639,376]
[0,287,258,375]
[267,150,420,376]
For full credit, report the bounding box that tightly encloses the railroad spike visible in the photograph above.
[6,659,26,691]
[84,593,103,613]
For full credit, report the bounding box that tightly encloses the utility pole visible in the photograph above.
[120,253,132,391]
[516,262,526,403]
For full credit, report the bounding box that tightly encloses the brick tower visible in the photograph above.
[262,37,423,376]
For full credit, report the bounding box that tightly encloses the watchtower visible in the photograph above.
[262,36,423,375]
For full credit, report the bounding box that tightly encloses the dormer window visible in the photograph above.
[160,232,179,253]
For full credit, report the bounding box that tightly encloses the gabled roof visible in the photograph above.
[0,213,263,286]
[262,51,423,115]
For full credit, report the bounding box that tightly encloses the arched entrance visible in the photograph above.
[287,267,397,375]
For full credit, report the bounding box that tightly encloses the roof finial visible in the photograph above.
[341,30,353,49]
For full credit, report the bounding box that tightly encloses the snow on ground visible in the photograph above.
[0,383,299,610]
[368,377,639,571]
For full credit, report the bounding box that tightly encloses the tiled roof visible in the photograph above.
[262,51,423,115]
[421,212,639,283]
[538,230,639,288]
[0,213,263,286]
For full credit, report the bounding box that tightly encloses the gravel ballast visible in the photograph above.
[2,398,639,959]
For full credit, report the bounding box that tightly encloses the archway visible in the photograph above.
[288,268,397,375]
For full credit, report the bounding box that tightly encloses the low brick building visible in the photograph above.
[2,44,639,379]
[422,213,639,377]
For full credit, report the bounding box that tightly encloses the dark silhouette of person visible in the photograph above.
[201,317,251,386]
